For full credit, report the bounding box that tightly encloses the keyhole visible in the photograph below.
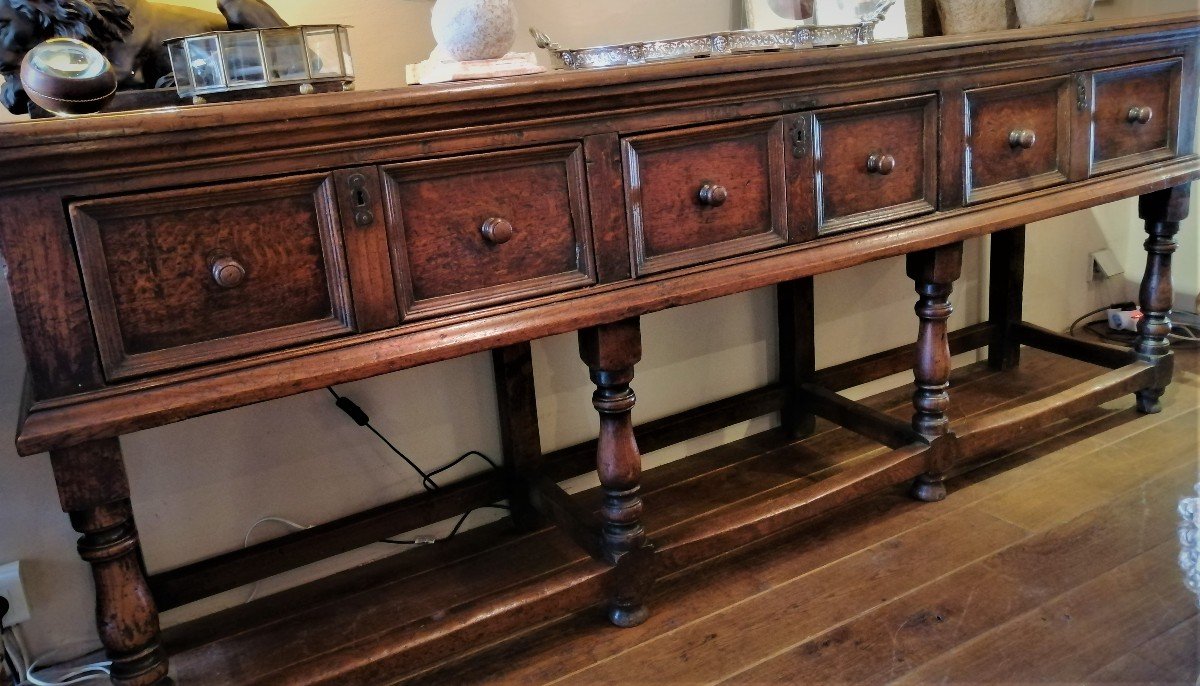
[346,173,374,227]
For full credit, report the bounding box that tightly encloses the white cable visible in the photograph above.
[3,627,28,678]
[24,662,110,686]
[243,517,311,603]
[19,638,110,686]
[24,665,110,686]
[3,631,21,678]
[11,626,29,672]
[12,513,375,683]
[1,630,23,683]
[243,516,310,548]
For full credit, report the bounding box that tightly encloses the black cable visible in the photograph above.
[1070,305,1113,338]
[1081,320,1135,345]
[366,424,441,492]
[379,504,512,546]
[425,450,499,480]
[1071,315,1200,348]
[327,386,503,491]
[0,598,17,684]
[327,387,440,491]
[324,386,509,546]
[2,649,15,686]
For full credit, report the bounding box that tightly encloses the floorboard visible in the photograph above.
[1089,615,1200,684]
[892,540,1194,683]
[156,345,1200,685]
[725,462,1193,685]
[410,348,1199,686]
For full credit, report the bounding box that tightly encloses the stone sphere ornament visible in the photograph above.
[430,0,517,62]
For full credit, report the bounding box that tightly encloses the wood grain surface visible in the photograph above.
[0,14,1196,684]
[408,348,1199,686]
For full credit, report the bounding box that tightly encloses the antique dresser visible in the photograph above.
[0,12,1195,684]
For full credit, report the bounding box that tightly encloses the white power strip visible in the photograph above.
[0,563,29,627]
[1106,307,1142,332]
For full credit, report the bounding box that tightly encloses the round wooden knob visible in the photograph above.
[866,154,896,175]
[1008,129,1037,150]
[210,255,246,289]
[698,183,728,207]
[481,217,514,244]
[1127,106,1153,125]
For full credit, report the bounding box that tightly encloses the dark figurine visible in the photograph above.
[0,0,287,115]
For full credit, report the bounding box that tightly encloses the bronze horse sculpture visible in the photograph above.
[0,0,286,114]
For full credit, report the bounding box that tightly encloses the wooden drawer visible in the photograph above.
[965,76,1074,204]
[382,145,596,320]
[623,118,788,275]
[71,172,395,381]
[1088,59,1182,176]
[812,95,938,234]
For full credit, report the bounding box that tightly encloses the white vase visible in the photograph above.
[430,0,517,62]
[1014,0,1096,27]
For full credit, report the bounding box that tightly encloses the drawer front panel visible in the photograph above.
[1090,59,1181,176]
[965,76,1073,204]
[383,145,596,320]
[623,118,788,275]
[71,174,357,381]
[814,95,938,234]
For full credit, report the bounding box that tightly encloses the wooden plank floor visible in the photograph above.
[167,345,1092,679]
[409,346,1200,686]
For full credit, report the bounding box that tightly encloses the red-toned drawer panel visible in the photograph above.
[1089,59,1182,176]
[623,118,788,275]
[382,145,596,320]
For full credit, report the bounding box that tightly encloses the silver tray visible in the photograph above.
[531,1,894,71]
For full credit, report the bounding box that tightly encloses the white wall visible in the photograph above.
[1031,0,1200,318]
[0,0,1193,657]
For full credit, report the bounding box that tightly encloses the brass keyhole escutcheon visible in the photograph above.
[348,173,374,227]
[792,121,810,158]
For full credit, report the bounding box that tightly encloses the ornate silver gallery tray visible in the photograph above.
[531,2,894,71]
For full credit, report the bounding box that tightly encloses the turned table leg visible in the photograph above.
[579,318,654,628]
[906,243,964,503]
[49,439,168,686]
[1134,186,1187,414]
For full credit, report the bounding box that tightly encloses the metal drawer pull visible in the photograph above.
[1008,129,1037,150]
[866,154,896,175]
[698,183,729,207]
[210,255,246,289]
[481,217,515,245]
[1127,106,1153,125]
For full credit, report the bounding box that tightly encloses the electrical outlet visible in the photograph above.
[1090,249,1123,282]
[0,561,30,626]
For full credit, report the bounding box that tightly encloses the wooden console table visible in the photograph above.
[0,13,1196,685]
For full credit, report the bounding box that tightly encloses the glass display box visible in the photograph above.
[165,25,354,98]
